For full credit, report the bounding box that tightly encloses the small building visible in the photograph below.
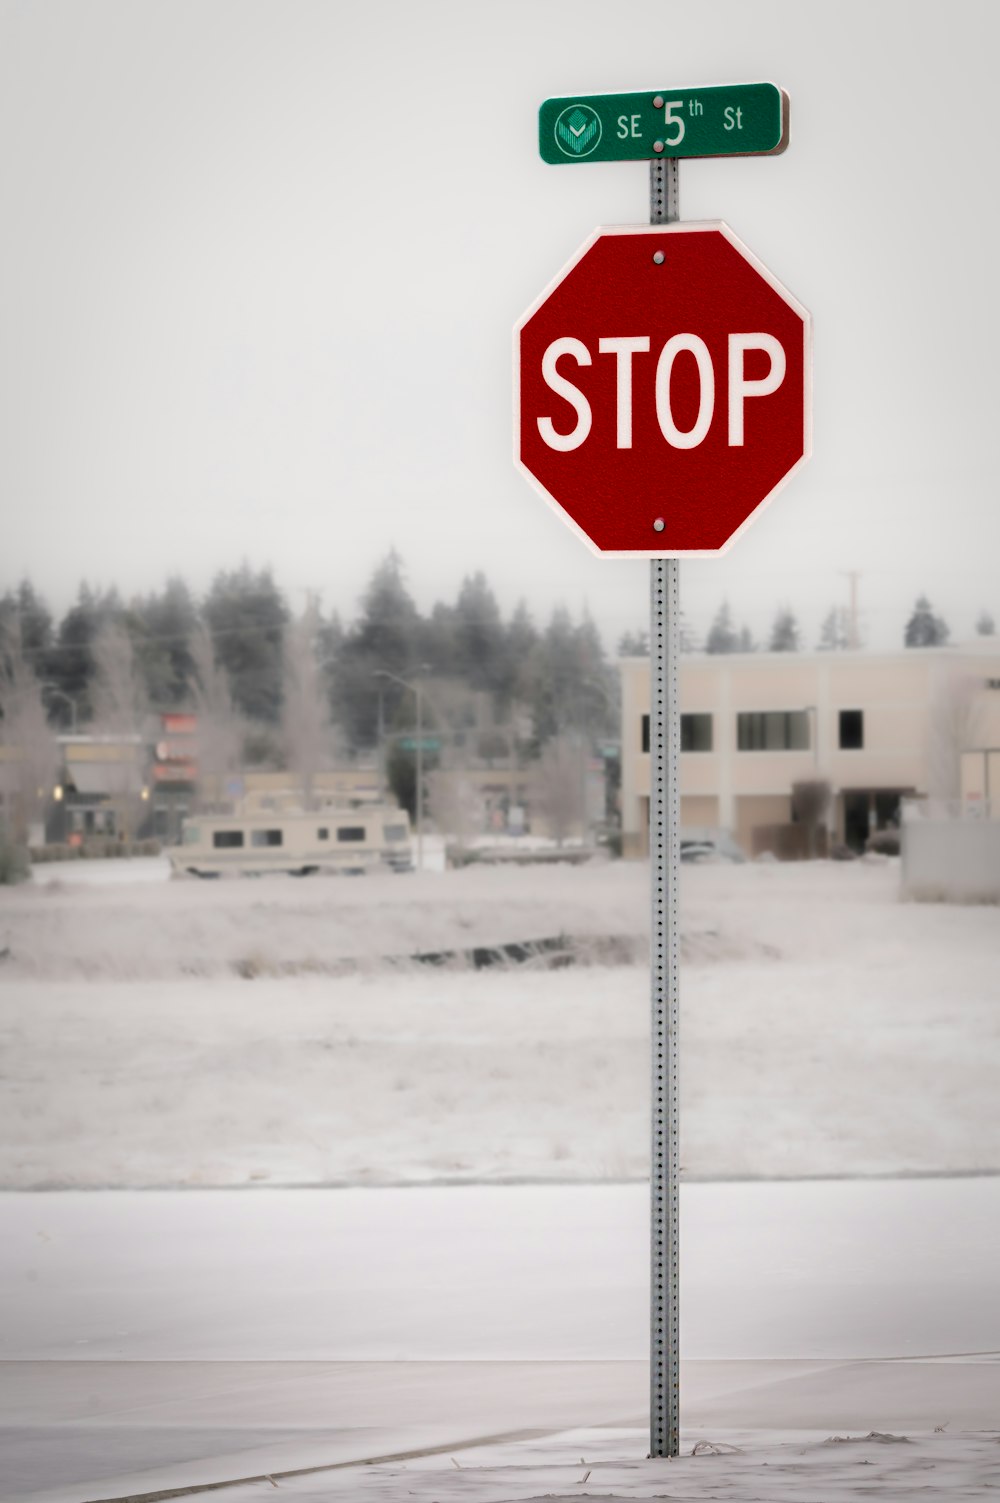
[619,642,1000,858]
[50,734,148,845]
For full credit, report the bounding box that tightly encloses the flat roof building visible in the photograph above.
[619,642,1000,858]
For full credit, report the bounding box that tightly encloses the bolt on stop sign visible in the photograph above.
[514,222,812,555]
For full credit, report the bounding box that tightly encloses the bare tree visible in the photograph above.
[281,602,331,811]
[190,623,242,811]
[92,620,148,841]
[534,734,586,846]
[427,768,482,844]
[0,625,58,848]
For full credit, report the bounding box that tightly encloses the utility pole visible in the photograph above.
[841,570,862,650]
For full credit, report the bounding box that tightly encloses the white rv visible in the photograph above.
[170,806,413,878]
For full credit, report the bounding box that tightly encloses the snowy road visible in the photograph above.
[2,1179,999,1501]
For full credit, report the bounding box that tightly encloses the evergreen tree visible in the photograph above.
[975,609,996,637]
[0,580,53,675]
[736,625,757,653]
[768,607,800,652]
[203,565,288,723]
[817,606,849,651]
[452,571,505,692]
[679,613,700,654]
[705,602,738,654]
[350,550,421,671]
[904,595,949,648]
[50,583,121,723]
[421,601,460,679]
[499,599,539,710]
[331,552,422,751]
[130,577,198,707]
[617,629,649,657]
[573,608,615,735]
[527,605,577,748]
[524,606,614,750]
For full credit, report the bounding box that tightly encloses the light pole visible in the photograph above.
[374,679,387,802]
[373,669,426,871]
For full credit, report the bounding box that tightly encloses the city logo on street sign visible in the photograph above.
[513,223,812,556]
[539,83,787,164]
[553,103,603,158]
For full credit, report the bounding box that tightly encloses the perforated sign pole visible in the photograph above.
[518,79,807,1466]
[649,154,680,1460]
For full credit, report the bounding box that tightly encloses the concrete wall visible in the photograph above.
[902,818,1000,903]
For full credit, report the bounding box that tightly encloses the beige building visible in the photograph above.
[620,642,1000,857]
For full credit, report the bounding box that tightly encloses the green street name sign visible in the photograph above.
[398,736,442,753]
[539,83,787,164]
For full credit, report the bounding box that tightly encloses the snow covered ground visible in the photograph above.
[3,852,998,1500]
[213,1426,1000,1503]
[3,1180,999,1502]
[1,856,998,1186]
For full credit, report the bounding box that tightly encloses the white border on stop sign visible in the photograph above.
[512,220,814,558]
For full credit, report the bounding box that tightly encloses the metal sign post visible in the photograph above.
[649,156,680,1460]
[514,83,809,1467]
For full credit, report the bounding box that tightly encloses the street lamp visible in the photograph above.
[373,668,427,872]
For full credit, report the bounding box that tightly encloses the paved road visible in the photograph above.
[2,1179,998,1501]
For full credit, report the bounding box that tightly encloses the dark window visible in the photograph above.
[251,828,283,847]
[317,828,329,841]
[337,826,366,843]
[737,711,810,751]
[839,709,864,749]
[681,713,713,752]
[213,830,244,849]
[641,714,650,753]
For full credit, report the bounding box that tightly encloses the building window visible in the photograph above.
[317,828,329,841]
[839,709,864,749]
[212,830,244,849]
[337,826,366,842]
[737,711,810,751]
[641,714,650,753]
[681,713,713,752]
[251,828,283,847]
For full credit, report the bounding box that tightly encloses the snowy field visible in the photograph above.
[1,856,998,1187]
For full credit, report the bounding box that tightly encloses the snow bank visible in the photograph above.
[213,1426,1000,1502]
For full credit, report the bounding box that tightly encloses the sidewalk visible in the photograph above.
[2,1178,998,1501]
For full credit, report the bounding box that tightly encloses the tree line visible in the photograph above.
[618,596,996,656]
[0,554,618,759]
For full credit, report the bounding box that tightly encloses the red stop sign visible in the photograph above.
[514,223,811,555]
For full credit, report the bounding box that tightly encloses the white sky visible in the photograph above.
[1,0,997,651]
